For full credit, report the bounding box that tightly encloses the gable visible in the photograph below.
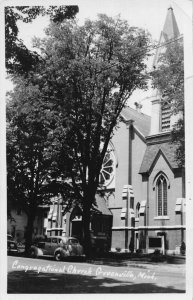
[148,149,173,175]
[139,142,179,174]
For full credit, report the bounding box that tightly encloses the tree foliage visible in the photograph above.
[6,5,78,252]
[151,40,184,167]
[7,14,151,255]
[5,5,79,75]
[7,78,67,251]
[32,15,151,199]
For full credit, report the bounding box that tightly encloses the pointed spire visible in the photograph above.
[162,6,180,40]
[153,7,180,68]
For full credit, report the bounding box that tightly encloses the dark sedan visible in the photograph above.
[30,236,85,261]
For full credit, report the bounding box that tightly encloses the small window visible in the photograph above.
[136,202,140,218]
[130,197,134,209]
[69,238,78,245]
[51,238,58,244]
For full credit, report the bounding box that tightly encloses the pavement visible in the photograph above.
[7,255,186,293]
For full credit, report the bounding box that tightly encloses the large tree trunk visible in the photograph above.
[82,203,92,258]
[82,187,95,258]
[25,204,36,255]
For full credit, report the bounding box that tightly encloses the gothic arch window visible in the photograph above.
[156,174,168,216]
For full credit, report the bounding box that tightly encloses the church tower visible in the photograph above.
[150,7,181,135]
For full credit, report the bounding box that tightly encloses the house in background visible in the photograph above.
[7,206,48,242]
[7,7,185,254]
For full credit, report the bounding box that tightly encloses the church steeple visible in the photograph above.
[153,6,180,68]
[162,6,180,40]
[150,7,181,136]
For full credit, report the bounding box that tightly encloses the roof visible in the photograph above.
[93,194,112,216]
[139,142,179,174]
[121,106,151,137]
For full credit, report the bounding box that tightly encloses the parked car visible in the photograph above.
[30,236,85,261]
[7,234,18,255]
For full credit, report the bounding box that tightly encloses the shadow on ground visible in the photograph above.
[8,270,185,294]
[86,259,150,268]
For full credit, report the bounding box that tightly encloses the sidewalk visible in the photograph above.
[87,252,186,265]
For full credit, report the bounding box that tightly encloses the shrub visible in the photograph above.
[136,249,142,254]
[180,242,186,255]
[154,249,161,255]
[115,247,121,252]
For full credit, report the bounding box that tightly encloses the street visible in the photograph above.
[7,255,185,293]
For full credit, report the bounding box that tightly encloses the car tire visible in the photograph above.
[55,251,62,261]
[30,247,38,258]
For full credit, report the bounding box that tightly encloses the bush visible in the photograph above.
[154,249,161,255]
[136,249,142,254]
[115,247,121,252]
[151,249,165,262]
[180,242,186,255]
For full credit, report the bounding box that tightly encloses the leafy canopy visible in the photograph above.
[5,6,79,76]
[30,14,151,207]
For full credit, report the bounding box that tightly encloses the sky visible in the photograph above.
[6,0,192,115]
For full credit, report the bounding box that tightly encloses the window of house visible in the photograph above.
[136,202,140,218]
[156,174,168,216]
[130,197,134,209]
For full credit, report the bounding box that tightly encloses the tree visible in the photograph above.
[29,14,151,256]
[7,77,72,253]
[5,5,79,76]
[151,40,184,167]
[6,5,79,253]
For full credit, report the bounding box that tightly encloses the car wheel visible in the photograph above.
[55,251,62,261]
[30,248,37,258]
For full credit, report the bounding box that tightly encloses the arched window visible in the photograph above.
[99,146,116,188]
[156,174,168,216]
[136,202,140,218]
